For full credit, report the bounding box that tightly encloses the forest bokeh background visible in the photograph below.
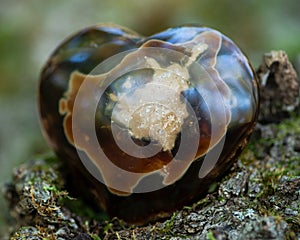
[0,0,299,233]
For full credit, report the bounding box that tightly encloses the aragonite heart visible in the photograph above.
[38,23,259,224]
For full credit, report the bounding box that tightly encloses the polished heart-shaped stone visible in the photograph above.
[39,23,259,224]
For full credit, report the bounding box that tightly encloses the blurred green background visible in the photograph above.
[0,0,299,235]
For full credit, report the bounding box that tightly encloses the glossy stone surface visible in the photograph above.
[39,24,259,224]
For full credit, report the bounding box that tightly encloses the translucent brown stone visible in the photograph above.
[39,23,259,224]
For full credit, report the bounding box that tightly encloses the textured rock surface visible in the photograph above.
[2,51,300,239]
[257,50,299,123]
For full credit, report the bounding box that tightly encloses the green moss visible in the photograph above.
[206,230,216,240]
[245,113,300,159]
[62,196,108,221]
[91,234,102,240]
[242,113,300,190]
[208,182,219,193]
[157,212,178,236]
[277,112,300,132]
